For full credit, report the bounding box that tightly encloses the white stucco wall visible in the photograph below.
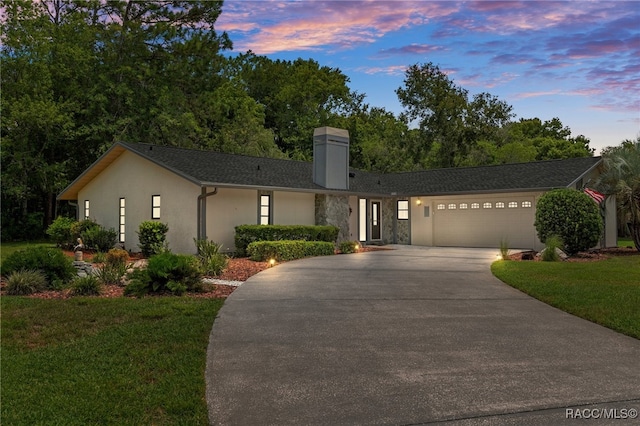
[273,191,315,225]
[205,188,257,252]
[204,189,317,252]
[78,150,200,254]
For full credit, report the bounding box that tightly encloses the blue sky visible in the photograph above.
[216,0,639,154]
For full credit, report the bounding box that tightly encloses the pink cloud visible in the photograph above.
[217,1,460,54]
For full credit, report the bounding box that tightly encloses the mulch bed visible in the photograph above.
[507,246,638,262]
[2,247,392,300]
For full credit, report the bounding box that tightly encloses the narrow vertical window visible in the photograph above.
[397,200,409,220]
[152,195,161,219]
[84,200,90,219]
[359,199,367,241]
[259,195,271,225]
[119,198,126,243]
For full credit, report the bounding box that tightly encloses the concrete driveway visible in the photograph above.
[206,246,640,425]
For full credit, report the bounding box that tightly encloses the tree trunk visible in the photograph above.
[631,222,640,253]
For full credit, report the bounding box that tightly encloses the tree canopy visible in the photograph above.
[1,3,597,239]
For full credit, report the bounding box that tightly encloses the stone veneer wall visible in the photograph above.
[382,198,410,244]
[382,198,395,244]
[315,194,350,242]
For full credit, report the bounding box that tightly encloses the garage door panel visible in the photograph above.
[433,198,535,248]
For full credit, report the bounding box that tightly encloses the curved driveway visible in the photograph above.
[206,246,640,425]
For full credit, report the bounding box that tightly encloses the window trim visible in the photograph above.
[119,198,126,243]
[259,194,271,225]
[397,200,409,220]
[152,195,161,220]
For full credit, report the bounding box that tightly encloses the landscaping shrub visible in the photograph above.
[71,219,100,240]
[534,189,603,254]
[247,240,335,261]
[124,252,202,297]
[95,249,130,285]
[70,275,102,296]
[5,270,47,295]
[82,225,118,252]
[235,224,339,256]
[339,240,360,254]
[1,247,76,288]
[541,235,564,262]
[194,239,228,276]
[499,238,510,260]
[137,221,169,257]
[46,216,76,248]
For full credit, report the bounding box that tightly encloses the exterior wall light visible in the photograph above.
[416,198,422,206]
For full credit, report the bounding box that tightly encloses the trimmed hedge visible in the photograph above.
[235,225,339,256]
[247,240,335,262]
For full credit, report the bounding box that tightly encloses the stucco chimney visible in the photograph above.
[313,127,349,190]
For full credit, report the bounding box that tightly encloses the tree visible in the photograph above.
[595,138,640,251]
[534,189,603,254]
[225,53,355,159]
[396,63,513,168]
[1,0,231,238]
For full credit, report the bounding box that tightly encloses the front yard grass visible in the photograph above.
[492,255,640,339]
[1,296,223,425]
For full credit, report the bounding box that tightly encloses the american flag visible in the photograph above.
[584,188,605,204]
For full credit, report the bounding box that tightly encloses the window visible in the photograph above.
[508,201,518,208]
[483,202,492,209]
[496,202,505,209]
[84,200,90,219]
[259,195,271,225]
[397,200,409,220]
[437,204,445,210]
[460,203,468,209]
[522,201,532,208]
[119,198,125,243]
[471,203,480,209]
[359,199,367,241]
[448,203,456,210]
[152,195,161,219]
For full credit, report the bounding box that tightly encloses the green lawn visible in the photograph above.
[618,237,636,249]
[1,296,224,425]
[492,255,640,339]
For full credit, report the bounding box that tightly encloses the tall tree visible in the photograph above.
[1,0,231,238]
[225,53,354,159]
[595,138,640,251]
[396,63,513,168]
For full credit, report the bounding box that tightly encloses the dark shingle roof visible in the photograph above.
[384,156,602,195]
[122,142,388,195]
[67,142,600,198]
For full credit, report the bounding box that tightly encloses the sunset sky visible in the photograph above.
[216,0,639,154]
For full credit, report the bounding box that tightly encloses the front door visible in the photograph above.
[371,201,381,240]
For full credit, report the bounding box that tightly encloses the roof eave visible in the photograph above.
[57,143,127,201]
[566,157,603,188]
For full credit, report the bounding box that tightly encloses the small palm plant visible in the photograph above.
[595,138,640,252]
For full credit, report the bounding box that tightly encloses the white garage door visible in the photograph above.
[433,197,537,248]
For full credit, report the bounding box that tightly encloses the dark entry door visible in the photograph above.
[371,201,381,240]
